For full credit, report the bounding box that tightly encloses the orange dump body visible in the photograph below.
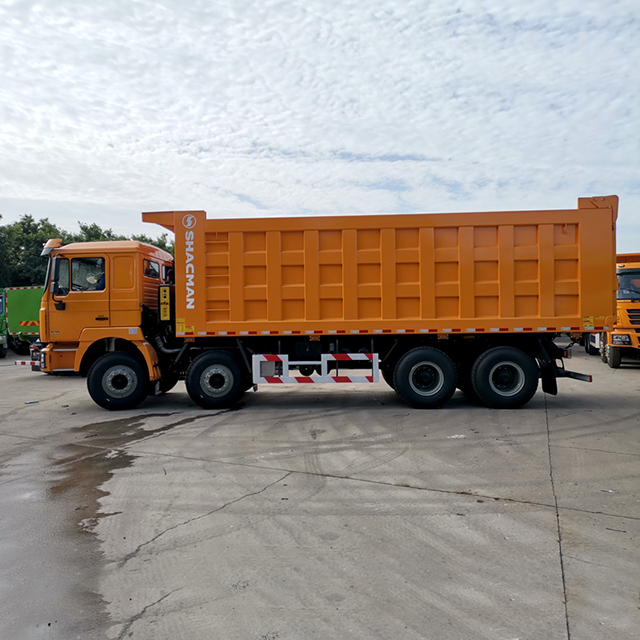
[143,195,618,338]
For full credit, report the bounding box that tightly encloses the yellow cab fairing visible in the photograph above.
[40,240,172,374]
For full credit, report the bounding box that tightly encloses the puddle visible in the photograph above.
[0,412,189,640]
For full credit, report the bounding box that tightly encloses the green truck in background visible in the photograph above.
[0,286,43,358]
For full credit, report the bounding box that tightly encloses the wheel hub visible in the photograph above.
[202,366,232,396]
[409,362,445,396]
[104,366,136,398]
[488,362,525,396]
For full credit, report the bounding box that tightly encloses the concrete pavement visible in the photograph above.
[0,349,638,639]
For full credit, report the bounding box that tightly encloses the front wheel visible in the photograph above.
[393,347,457,408]
[600,333,608,363]
[606,345,622,369]
[185,351,245,409]
[471,347,539,409]
[87,352,149,410]
[0,348,6,359]
[585,336,599,356]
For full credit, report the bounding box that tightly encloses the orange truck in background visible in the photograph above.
[34,195,618,411]
[599,253,640,368]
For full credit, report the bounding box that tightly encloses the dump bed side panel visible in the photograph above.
[152,198,617,337]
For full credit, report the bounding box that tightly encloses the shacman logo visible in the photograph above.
[184,215,196,309]
[182,214,197,229]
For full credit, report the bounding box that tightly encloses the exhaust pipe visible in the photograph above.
[154,334,182,356]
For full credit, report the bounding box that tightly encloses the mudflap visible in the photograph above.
[536,340,559,396]
[538,358,558,396]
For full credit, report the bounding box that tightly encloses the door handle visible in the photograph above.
[95,316,109,321]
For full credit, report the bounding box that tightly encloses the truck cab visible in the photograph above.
[601,253,640,367]
[36,239,174,400]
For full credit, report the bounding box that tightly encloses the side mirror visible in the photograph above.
[50,281,59,295]
[51,255,61,284]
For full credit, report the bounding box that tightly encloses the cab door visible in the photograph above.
[48,255,110,342]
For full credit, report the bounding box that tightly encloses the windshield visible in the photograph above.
[617,269,640,301]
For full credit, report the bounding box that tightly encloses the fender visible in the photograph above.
[75,327,162,381]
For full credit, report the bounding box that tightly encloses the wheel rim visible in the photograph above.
[488,362,525,397]
[409,362,445,397]
[103,366,137,398]
[201,365,233,397]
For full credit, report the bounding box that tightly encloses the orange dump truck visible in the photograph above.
[599,253,640,368]
[35,195,618,411]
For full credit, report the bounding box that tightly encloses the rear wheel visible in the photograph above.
[299,365,315,376]
[471,347,539,409]
[186,351,245,409]
[393,347,457,408]
[606,345,622,369]
[87,352,149,410]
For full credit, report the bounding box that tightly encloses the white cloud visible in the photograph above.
[0,0,638,249]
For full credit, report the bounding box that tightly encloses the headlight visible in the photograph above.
[611,334,631,345]
[40,353,46,368]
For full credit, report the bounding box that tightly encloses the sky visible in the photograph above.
[1,0,639,249]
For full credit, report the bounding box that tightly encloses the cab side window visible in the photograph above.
[143,259,160,279]
[162,264,175,284]
[71,257,105,291]
[57,258,70,295]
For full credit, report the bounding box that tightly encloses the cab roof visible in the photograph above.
[53,240,173,262]
[616,253,640,269]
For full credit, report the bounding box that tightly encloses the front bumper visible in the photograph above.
[608,330,640,350]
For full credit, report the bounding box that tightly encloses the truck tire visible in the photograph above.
[186,351,245,409]
[393,347,457,408]
[13,340,30,356]
[0,348,6,359]
[600,334,608,363]
[585,335,599,356]
[606,345,622,369]
[471,347,538,409]
[87,352,149,410]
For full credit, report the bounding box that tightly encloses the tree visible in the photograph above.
[0,215,64,287]
[0,214,9,287]
[0,215,174,287]
[65,222,128,243]
[130,233,174,256]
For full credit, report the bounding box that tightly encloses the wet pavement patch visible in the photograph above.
[0,412,194,640]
